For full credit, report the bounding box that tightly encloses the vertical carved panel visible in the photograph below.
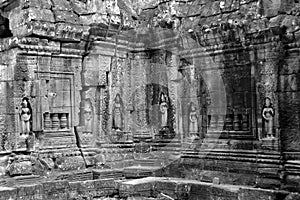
[15,54,37,81]
[73,57,82,126]
[101,88,110,138]
[255,42,281,141]
[0,82,6,151]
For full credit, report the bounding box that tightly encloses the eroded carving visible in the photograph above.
[112,93,124,131]
[262,97,275,138]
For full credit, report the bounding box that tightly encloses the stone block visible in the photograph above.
[52,0,72,11]
[279,0,295,13]
[209,185,239,199]
[39,0,52,9]
[62,57,72,72]
[20,185,37,196]
[14,63,29,82]
[84,54,99,70]
[154,180,177,198]
[99,55,112,72]
[0,64,13,81]
[32,21,56,38]
[51,56,64,72]
[84,69,100,86]
[70,0,89,15]
[285,193,300,200]
[79,13,107,25]
[84,155,96,167]
[87,0,106,14]
[8,159,33,176]
[20,0,52,9]
[61,42,85,55]
[93,178,116,189]
[11,20,56,38]
[281,128,300,151]
[279,74,299,92]
[38,55,51,72]
[20,0,40,8]
[255,177,281,189]
[238,188,286,200]
[261,0,281,17]
[9,8,54,28]
[76,180,95,191]
[42,180,70,192]
[119,179,154,197]
[186,3,203,16]
[55,156,86,171]
[83,55,109,86]
[0,187,17,200]
[280,57,300,75]
[278,92,300,131]
[0,84,6,114]
[76,126,94,147]
[189,183,210,200]
[53,10,80,24]
[99,70,107,86]
[54,23,83,42]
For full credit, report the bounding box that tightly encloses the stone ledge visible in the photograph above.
[119,177,289,200]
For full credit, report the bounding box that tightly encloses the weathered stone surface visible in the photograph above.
[20,0,52,9]
[7,156,33,176]
[52,0,72,11]
[55,23,83,41]
[53,10,80,24]
[262,0,282,17]
[0,0,300,198]
[285,193,300,200]
[9,8,55,26]
[70,0,88,15]
[55,156,86,171]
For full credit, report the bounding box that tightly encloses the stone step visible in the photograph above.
[181,150,282,165]
[123,166,163,179]
[182,149,281,156]
[182,151,281,159]
[118,177,289,200]
[181,155,281,164]
[53,170,94,182]
[133,159,167,168]
[4,175,43,187]
[93,169,124,180]
[205,131,255,140]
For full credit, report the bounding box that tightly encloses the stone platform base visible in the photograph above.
[0,176,290,200]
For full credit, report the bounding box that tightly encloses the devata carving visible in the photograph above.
[159,92,168,128]
[188,102,199,137]
[83,99,94,133]
[102,89,110,136]
[262,97,275,138]
[19,97,32,136]
[112,93,124,131]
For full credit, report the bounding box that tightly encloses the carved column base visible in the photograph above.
[260,137,279,151]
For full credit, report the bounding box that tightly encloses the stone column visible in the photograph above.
[254,35,282,150]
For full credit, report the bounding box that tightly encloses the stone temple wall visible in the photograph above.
[0,0,299,199]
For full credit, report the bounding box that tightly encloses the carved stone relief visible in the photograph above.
[262,97,275,138]
[18,97,34,150]
[179,63,201,140]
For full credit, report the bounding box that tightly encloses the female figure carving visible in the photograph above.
[112,94,123,131]
[83,99,93,133]
[159,92,168,128]
[19,97,32,136]
[262,97,275,138]
[189,102,198,135]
